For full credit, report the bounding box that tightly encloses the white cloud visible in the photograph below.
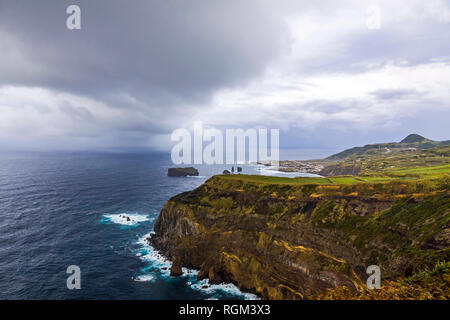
[196,60,450,132]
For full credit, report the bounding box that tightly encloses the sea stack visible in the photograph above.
[167,167,199,177]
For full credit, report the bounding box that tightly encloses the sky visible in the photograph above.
[0,0,449,155]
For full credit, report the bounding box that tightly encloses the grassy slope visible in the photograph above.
[320,145,450,176]
[220,163,450,185]
[326,135,450,161]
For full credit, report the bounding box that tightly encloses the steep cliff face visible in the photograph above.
[150,175,449,299]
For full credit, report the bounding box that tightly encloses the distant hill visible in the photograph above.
[400,133,427,143]
[326,134,450,160]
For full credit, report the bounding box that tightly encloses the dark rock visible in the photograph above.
[422,228,450,250]
[170,255,183,276]
[168,167,199,177]
[222,170,231,175]
[404,264,414,277]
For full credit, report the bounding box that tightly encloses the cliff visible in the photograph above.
[149,174,449,299]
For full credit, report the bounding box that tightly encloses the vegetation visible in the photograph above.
[316,261,450,300]
[219,164,449,185]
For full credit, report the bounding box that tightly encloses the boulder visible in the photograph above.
[222,170,231,175]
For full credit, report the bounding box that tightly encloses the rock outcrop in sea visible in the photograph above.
[167,167,199,177]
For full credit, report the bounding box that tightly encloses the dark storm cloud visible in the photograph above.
[0,0,288,104]
[0,0,449,152]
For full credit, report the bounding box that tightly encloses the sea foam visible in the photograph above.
[102,213,153,226]
[191,279,259,300]
[136,233,173,277]
[133,274,154,282]
[136,233,259,300]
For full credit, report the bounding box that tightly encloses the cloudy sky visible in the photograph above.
[0,0,449,155]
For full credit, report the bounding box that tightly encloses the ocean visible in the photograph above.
[0,151,325,300]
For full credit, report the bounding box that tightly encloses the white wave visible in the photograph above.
[103,213,153,226]
[136,233,172,276]
[136,233,199,278]
[182,267,199,277]
[134,274,154,282]
[191,279,259,300]
[186,175,206,178]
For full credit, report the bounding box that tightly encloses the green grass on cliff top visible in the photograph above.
[218,174,391,185]
[218,164,450,185]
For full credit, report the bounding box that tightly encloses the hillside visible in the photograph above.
[318,143,450,177]
[274,135,450,176]
[326,134,449,161]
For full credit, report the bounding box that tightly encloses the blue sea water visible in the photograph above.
[0,151,320,300]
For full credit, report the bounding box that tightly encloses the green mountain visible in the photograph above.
[400,133,427,143]
[326,134,450,160]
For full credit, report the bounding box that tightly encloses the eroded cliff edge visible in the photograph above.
[149,175,449,299]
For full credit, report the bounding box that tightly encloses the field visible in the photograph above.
[220,163,450,186]
[386,164,450,177]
